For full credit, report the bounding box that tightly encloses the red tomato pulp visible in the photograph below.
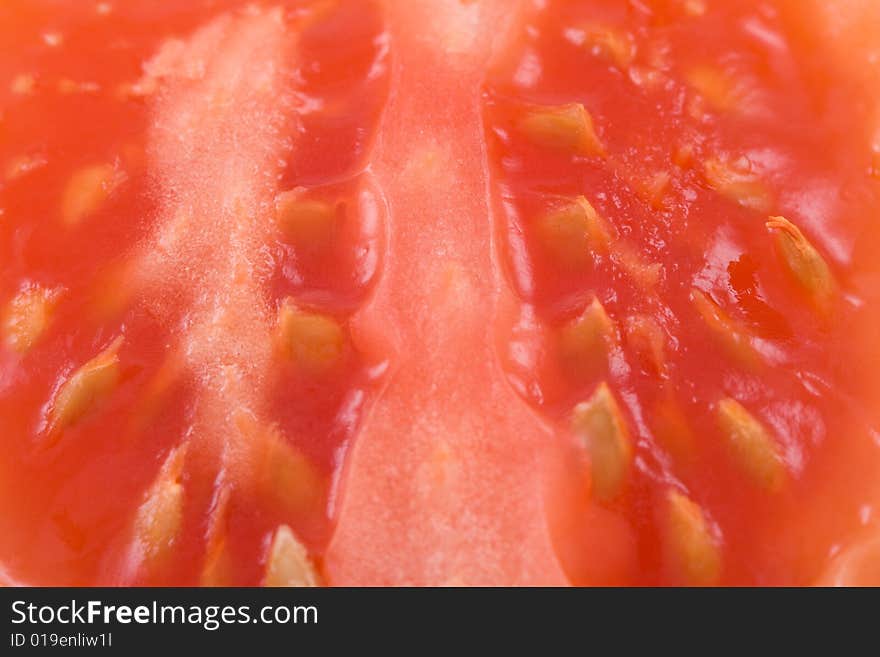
[0,0,879,586]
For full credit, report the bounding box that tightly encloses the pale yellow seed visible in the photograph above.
[264,525,321,587]
[716,398,786,491]
[766,216,835,314]
[536,196,611,266]
[577,196,614,251]
[572,382,633,501]
[519,103,605,157]
[275,189,336,249]
[61,163,124,226]
[276,298,344,375]
[3,284,62,353]
[559,297,616,375]
[702,156,772,212]
[133,445,186,565]
[691,289,760,368]
[235,412,325,517]
[663,489,721,585]
[45,336,123,440]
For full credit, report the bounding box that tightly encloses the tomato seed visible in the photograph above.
[766,215,835,315]
[662,489,721,585]
[45,336,124,441]
[518,103,605,157]
[572,382,633,502]
[716,398,785,492]
[264,525,321,587]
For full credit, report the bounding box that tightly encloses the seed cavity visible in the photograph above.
[45,336,123,441]
[572,382,633,501]
[133,444,187,567]
[3,284,62,354]
[275,188,337,250]
[275,298,344,375]
[702,156,772,212]
[559,297,616,376]
[264,525,321,587]
[691,289,760,367]
[766,216,835,314]
[61,163,125,226]
[716,398,786,491]
[662,489,721,585]
[518,103,605,157]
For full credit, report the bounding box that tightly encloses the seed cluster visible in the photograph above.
[483,0,869,584]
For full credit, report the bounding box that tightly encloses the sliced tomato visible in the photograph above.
[0,0,879,587]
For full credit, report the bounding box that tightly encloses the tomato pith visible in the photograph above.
[1,0,879,586]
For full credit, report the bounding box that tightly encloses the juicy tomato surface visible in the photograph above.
[0,0,878,586]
